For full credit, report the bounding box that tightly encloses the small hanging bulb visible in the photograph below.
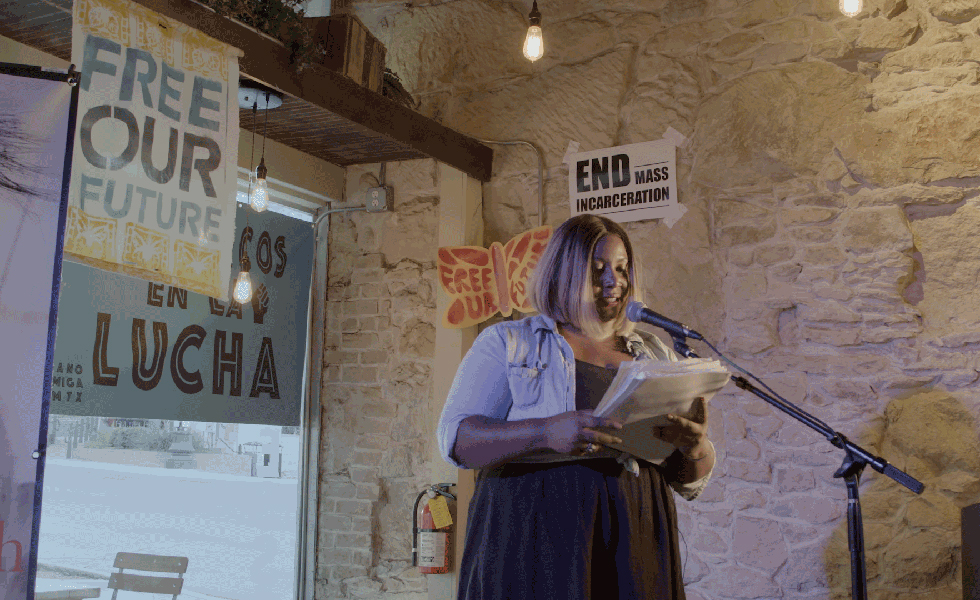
[250,158,269,212]
[523,1,543,62]
[839,0,862,17]
[197,226,209,247]
[233,268,253,303]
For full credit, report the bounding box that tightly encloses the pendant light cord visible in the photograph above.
[242,101,257,271]
[248,102,257,200]
[261,92,269,162]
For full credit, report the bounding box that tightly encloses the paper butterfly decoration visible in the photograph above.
[438,226,553,328]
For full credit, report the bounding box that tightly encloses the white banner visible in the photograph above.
[69,0,242,300]
[567,140,679,224]
[0,68,73,600]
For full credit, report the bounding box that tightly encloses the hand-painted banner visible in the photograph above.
[437,226,552,329]
[0,68,74,600]
[68,0,242,300]
[567,140,679,223]
[50,206,314,426]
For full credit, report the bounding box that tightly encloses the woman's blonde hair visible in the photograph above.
[529,215,643,338]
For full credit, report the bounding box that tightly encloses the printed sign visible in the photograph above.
[567,140,679,223]
[0,68,74,600]
[68,0,242,300]
[437,226,552,329]
[50,206,314,426]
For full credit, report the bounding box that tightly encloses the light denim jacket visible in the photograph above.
[437,314,712,500]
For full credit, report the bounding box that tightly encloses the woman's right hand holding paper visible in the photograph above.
[544,410,623,455]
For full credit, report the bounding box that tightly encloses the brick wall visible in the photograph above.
[316,160,441,600]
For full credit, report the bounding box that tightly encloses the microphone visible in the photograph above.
[625,301,704,341]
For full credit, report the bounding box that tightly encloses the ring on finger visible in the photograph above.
[584,442,598,454]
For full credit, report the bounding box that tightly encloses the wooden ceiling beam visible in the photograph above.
[131,0,494,181]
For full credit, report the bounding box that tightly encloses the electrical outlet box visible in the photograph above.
[366,186,391,212]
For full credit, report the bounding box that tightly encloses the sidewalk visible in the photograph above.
[44,457,298,484]
[37,461,299,600]
[36,576,238,600]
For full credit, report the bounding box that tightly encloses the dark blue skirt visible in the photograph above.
[457,458,686,600]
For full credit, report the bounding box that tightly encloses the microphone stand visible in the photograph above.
[669,335,924,600]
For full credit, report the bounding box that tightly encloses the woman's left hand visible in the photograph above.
[654,397,711,458]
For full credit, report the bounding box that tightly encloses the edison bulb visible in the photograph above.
[251,158,269,212]
[250,177,268,212]
[523,25,543,62]
[197,226,209,247]
[839,0,862,16]
[233,270,253,303]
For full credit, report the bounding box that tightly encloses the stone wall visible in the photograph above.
[321,0,980,598]
[318,160,441,599]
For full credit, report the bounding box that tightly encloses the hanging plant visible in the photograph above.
[199,0,321,70]
[382,69,418,109]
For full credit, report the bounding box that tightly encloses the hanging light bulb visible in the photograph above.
[233,268,253,303]
[523,0,543,62]
[839,0,862,16]
[234,226,253,303]
[197,226,209,247]
[249,90,276,212]
[251,157,269,212]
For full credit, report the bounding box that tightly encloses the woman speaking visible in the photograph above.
[437,214,715,600]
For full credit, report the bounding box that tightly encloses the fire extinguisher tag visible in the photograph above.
[427,496,453,529]
[418,530,447,568]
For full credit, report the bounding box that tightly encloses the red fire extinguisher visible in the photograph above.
[413,483,455,574]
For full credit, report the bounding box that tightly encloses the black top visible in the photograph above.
[574,359,617,411]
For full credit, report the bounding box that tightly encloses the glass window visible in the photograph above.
[37,186,328,600]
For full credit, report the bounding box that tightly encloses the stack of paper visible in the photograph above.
[593,358,731,463]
